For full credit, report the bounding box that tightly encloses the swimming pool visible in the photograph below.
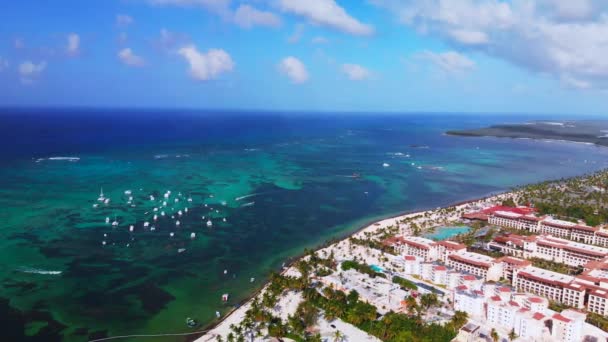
[425,226,471,240]
[370,264,385,273]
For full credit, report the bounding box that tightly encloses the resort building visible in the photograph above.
[395,236,438,262]
[513,266,586,309]
[587,289,608,316]
[435,240,466,263]
[534,236,608,267]
[446,251,502,281]
[453,287,485,318]
[496,256,532,281]
[490,234,608,267]
[551,309,586,342]
[488,210,542,232]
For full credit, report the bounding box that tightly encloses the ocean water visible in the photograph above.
[1,109,608,341]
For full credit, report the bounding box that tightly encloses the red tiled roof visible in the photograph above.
[517,271,572,287]
[490,295,501,302]
[528,297,543,303]
[553,314,571,323]
[590,289,608,299]
[509,300,520,307]
[449,254,492,268]
[383,236,406,246]
[462,275,477,281]
[474,290,484,295]
[434,266,447,271]
[483,206,537,215]
[436,240,466,250]
[403,238,432,250]
[404,255,417,261]
[497,256,532,267]
[532,312,545,320]
[456,285,468,291]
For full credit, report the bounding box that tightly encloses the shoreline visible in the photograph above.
[191,189,513,341]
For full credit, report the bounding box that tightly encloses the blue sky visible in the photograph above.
[1,0,608,114]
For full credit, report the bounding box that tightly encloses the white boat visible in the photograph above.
[207,220,213,227]
[187,197,193,202]
[150,226,156,231]
[161,211,166,216]
[221,293,229,302]
[164,193,170,199]
[104,198,111,204]
[184,208,188,213]
[153,214,158,221]
[250,277,255,283]
[104,233,107,237]
[383,163,390,167]
[102,241,106,246]
[153,207,158,212]
[222,218,226,222]
[178,210,183,216]
[170,232,174,237]
[143,222,150,227]
[129,225,134,232]
[190,232,196,239]
[97,188,105,202]
[124,190,132,195]
[112,217,119,226]
[174,198,179,203]
[105,217,110,224]
[175,220,181,226]
[163,201,167,207]
[150,195,155,201]
[92,204,98,208]
[223,269,228,274]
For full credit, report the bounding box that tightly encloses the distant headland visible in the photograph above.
[446,120,608,147]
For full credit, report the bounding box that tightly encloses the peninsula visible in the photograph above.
[446,120,608,147]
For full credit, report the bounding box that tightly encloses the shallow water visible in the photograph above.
[0,110,607,340]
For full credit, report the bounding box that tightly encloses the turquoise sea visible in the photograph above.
[1,109,607,341]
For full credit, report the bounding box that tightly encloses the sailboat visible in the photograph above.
[97,188,105,202]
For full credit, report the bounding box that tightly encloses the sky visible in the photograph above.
[1,0,608,114]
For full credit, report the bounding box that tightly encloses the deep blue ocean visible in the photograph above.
[1,109,607,341]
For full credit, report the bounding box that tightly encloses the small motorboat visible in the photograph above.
[186,317,198,328]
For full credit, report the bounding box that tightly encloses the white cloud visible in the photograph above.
[66,33,80,56]
[288,23,305,43]
[19,61,46,83]
[371,0,608,88]
[341,63,371,80]
[420,51,475,73]
[154,28,188,51]
[118,48,145,67]
[177,45,234,81]
[278,0,373,36]
[279,56,309,84]
[233,5,281,28]
[116,14,134,27]
[311,36,329,44]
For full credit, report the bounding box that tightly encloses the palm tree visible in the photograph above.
[333,330,345,342]
[508,329,517,341]
[490,328,499,342]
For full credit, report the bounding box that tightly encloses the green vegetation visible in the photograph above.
[511,170,608,227]
[349,237,396,255]
[341,260,386,278]
[392,276,418,291]
[587,312,608,332]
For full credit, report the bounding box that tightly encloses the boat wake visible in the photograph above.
[17,267,62,275]
[235,193,260,201]
[241,202,255,207]
[35,157,80,163]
